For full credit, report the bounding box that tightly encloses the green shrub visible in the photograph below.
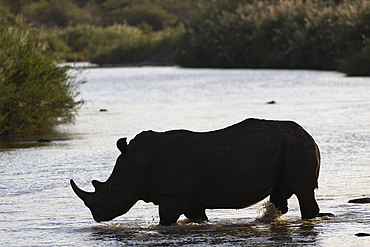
[90,25,184,64]
[22,0,98,27]
[153,0,207,23]
[45,22,184,64]
[46,24,109,61]
[338,37,370,76]
[104,3,177,31]
[45,23,149,61]
[0,19,85,137]
[176,0,370,72]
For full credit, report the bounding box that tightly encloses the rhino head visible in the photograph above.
[70,138,138,222]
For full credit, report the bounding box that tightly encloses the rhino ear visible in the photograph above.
[117,138,127,154]
[92,180,104,191]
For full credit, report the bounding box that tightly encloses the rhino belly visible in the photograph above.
[201,184,275,209]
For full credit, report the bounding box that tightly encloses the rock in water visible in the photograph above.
[268,236,293,241]
[317,213,335,217]
[348,197,370,203]
[37,139,51,143]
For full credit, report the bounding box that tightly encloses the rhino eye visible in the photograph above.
[108,181,116,192]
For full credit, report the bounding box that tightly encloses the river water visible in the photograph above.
[1,67,369,246]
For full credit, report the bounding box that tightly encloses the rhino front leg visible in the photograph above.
[159,195,188,226]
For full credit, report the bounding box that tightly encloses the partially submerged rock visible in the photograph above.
[317,213,335,217]
[37,139,51,143]
[348,197,370,204]
[268,236,293,241]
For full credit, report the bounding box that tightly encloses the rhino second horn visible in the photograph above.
[92,180,104,190]
[70,179,94,207]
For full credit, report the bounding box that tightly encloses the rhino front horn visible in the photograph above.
[70,179,93,207]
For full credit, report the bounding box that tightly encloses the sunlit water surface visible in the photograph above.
[1,67,369,246]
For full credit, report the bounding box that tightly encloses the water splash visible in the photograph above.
[256,202,284,222]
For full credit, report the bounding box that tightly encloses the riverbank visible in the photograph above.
[60,48,177,69]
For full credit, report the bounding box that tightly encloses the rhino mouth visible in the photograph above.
[92,208,129,223]
[92,211,104,223]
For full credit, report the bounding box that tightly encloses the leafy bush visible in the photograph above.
[338,37,370,76]
[0,19,85,137]
[22,0,99,27]
[90,25,184,64]
[176,0,370,72]
[44,23,184,63]
[1,0,206,29]
[101,0,204,30]
[153,0,207,23]
[45,23,148,61]
[104,3,177,31]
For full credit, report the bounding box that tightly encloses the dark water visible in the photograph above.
[1,67,369,246]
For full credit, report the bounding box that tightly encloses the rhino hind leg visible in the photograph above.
[295,189,319,219]
[159,195,189,226]
[269,185,291,214]
[184,208,208,223]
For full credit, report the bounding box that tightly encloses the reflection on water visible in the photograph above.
[88,219,320,246]
[1,67,370,246]
[0,130,73,149]
[84,212,367,246]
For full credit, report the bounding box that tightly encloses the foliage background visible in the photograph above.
[1,0,370,73]
[1,0,369,75]
[177,0,370,76]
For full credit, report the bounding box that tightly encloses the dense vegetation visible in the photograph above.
[0,18,85,137]
[45,23,184,64]
[0,0,201,64]
[0,0,203,29]
[1,0,369,75]
[177,0,370,76]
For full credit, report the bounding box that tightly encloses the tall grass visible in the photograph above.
[0,19,85,137]
[176,0,370,73]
